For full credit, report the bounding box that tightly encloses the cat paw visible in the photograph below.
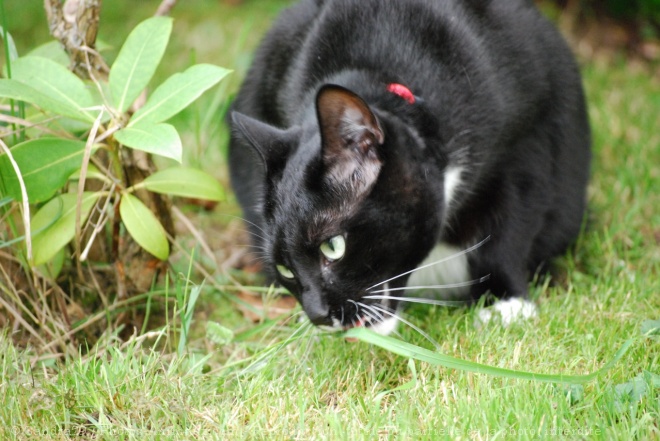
[475,298,538,328]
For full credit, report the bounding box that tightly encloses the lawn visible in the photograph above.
[1,1,659,440]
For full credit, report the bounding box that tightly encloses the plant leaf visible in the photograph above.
[114,123,182,162]
[0,79,94,122]
[179,284,203,356]
[138,166,224,201]
[119,193,169,260]
[343,327,634,384]
[206,321,234,346]
[0,138,95,203]
[129,64,231,127]
[0,196,12,209]
[641,319,660,340]
[31,192,99,265]
[10,56,95,121]
[25,41,69,66]
[109,16,172,113]
[0,26,18,62]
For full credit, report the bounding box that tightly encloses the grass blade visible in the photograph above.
[344,327,634,384]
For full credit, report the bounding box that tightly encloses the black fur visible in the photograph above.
[228,0,591,329]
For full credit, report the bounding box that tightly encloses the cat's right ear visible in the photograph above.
[231,112,298,175]
[316,85,384,195]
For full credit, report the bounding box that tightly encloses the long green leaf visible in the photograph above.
[119,193,169,260]
[109,16,172,113]
[128,64,231,127]
[136,166,224,201]
[10,56,95,121]
[344,327,634,384]
[0,79,94,122]
[0,25,18,61]
[25,40,69,66]
[114,123,182,162]
[0,196,12,208]
[0,138,95,203]
[31,192,99,265]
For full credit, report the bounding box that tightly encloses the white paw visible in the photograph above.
[475,298,538,328]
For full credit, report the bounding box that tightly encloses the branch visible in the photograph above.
[155,0,178,17]
[44,0,108,80]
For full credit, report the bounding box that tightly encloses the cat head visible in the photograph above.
[232,85,441,334]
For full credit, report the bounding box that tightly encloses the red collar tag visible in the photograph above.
[387,83,415,104]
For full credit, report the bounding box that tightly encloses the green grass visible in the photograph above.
[1,2,659,440]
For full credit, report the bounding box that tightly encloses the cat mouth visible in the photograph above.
[340,306,400,337]
[343,314,375,330]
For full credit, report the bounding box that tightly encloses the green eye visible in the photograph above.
[276,264,295,279]
[320,235,346,262]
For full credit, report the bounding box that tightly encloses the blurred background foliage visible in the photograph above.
[3,1,659,58]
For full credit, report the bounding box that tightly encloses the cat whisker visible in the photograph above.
[363,295,465,307]
[237,243,269,252]
[237,228,269,244]
[357,302,407,339]
[365,236,491,291]
[357,303,382,326]
[367,275,490,295]
[247,255,268,263]
[218,213,269,237]
[371,304,441,350]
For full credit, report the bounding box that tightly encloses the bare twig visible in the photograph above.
[172,206,217,267]
[0,113,73,138]
[155,0,178,16]
[74,109,105,278]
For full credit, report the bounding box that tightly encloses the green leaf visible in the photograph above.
[138,167,224,201]
[0,79,94,122]
[0,196,12,209]
[179,284,203,356]
[0,138,95,203]
[114,123,182,162]
[206,321,234,346]
[109,16,173,113]
[25,41,69,66]
[1,197,61,250]
[129,64,231,127]
[611,371,660,414]
[119,193,169,260]
[0,26,18,62]
[10,56,95,120]
[37,247,66,279]
[641,319,660,340]
[31,192,99,265]
[343,327,634,384]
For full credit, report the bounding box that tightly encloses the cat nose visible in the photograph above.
[301,294,331,326]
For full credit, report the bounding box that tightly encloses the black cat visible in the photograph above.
[228,0,591,334]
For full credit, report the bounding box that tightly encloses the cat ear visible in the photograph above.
[231,111,298,175]
[316,85,384,193]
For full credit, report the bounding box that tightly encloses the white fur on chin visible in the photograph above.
[368,316,399,336]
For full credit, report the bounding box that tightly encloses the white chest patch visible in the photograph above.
[443,166,463,211]
[407,242,472,299]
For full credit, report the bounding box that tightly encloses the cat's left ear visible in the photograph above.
[231,111,299,177]
[316,85,384,192]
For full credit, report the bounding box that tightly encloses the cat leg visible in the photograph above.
[469,234,540,328]
[474,297,538,328]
